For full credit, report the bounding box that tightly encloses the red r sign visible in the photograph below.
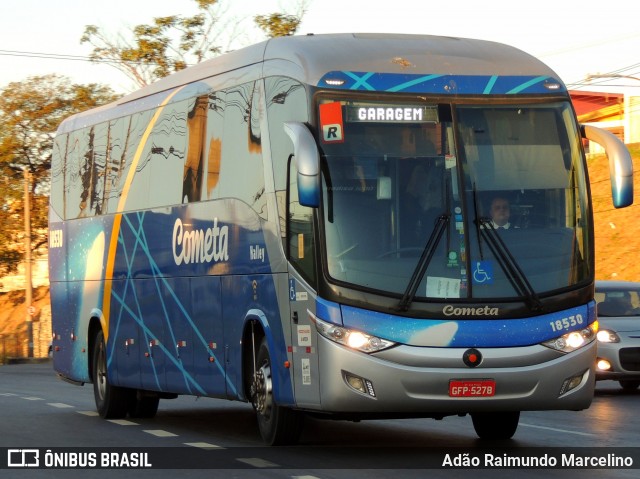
[319,102,344,143]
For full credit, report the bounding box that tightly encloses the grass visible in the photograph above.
[589,142,640,280]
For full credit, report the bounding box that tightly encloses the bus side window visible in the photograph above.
[182,95,209,203]
[264,76,308,250]
[287,158,316,286]
[218,82,266,218]
[51,134,67,219]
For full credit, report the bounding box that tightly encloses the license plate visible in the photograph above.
[449,379,496,397]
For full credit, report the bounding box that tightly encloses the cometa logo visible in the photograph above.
[443,305,499,317]
[172,218,229,266]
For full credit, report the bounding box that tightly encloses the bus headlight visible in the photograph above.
[312,315,396,353]
[541,323,597,353]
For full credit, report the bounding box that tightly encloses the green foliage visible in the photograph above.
[254,13,301,38]
[80,0,306,88]
[0,75,117,275]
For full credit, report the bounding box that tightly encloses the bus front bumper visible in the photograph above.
[313,336,596,415]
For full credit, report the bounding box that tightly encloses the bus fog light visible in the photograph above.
[344,372,376,397]
[559,372,585,396]
[596,359,611,371]
[346,375,366,393]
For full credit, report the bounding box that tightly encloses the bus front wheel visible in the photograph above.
[471,411,520,440]
[250,337,303,445]
[92,330,131,419]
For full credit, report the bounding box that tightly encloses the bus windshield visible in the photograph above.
[317,99,590,303]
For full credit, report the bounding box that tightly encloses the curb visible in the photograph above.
[4,357,52,365]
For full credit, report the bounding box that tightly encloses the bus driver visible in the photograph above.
[489,196,515,230]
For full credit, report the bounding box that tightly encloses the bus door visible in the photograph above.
[285,135,322,406]
[287,269,321,407]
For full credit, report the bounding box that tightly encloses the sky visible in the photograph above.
[1,0,639,94]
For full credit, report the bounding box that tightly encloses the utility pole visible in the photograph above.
[23,168,34,358]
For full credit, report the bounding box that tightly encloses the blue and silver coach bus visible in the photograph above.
[48,33,634,444]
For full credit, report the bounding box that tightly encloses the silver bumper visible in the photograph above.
[314,336,596,414]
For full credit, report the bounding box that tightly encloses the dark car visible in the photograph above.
[594,280,640,390]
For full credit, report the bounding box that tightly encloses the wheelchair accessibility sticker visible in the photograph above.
[289,278,308,301]
[472,261,494,285]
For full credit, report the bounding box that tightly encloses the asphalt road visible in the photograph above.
[1,362,638,478]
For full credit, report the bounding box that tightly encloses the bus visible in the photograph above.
[48,33,634,445]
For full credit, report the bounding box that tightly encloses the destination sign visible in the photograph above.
[347,104,437,123]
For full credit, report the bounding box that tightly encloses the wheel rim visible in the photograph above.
[253,363,273,418]
[96,341,107,401]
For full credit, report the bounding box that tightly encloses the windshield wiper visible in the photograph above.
[476,218,543,312]
[397,214,450,312]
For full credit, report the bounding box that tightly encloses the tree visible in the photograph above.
[254,0,309,39]
[0,75,117,275]
[80,0,308,89]
[254,13,301,38]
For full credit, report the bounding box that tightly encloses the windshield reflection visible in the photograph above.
[317,99,590,304]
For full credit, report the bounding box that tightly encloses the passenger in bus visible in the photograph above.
[399,123,443,243]
[399,124,436,158]
[404,164,442,244]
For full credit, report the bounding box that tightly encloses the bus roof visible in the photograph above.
[58,33,564,132]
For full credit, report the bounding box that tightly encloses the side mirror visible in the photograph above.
[582,125,634,208]
[284,122,321,207]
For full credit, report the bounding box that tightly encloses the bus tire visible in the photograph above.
[92,329,131,419]
[251,337,303,445]
[128,391,160,418]
[471,411,519,440]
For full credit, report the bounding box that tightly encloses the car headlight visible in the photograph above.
[596,329,620,343]
[541,323,598,353]
[311,314,396,353]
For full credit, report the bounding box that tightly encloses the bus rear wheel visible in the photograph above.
[471,411,520,440]
[92,329,131,419]
[128,391,160,418]
[250,337,303,445]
